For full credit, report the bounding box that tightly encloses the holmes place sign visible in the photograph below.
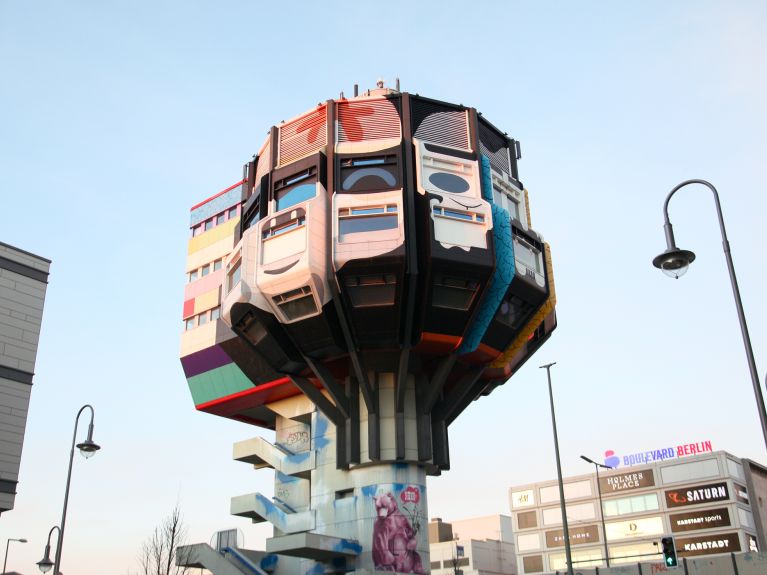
[670,507,731,533]
[599,469,655,493]
[545,525,600,548]
[665,481,729,508]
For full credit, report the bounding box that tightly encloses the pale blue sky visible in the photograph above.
[2,1,766,572]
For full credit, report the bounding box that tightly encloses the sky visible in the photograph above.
[2,1,767,573]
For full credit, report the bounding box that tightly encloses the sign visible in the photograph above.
[602,440,713,468]
[600,469,655,493]
[665,481,729,508]
[734,483,749,504]
[670,507,731,533]
[605,516,664,541]
[676,532,741,557]
[545,525,600,548]
[511,489,535,508]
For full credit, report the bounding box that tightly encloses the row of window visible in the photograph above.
[188,258,224,283]
[191,205,240,237]
[184,306,221,330]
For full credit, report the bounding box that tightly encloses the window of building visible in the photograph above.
[339,154,399,193]
[602,493,659,518]
[274,168,317,212]
[210,307,220,321]
[660,458,719,484]
[216,213,225,225]
[213,259,222,271]
[432,276,479,311]
[185,317,196,331]
[522,555,543,573]
[513,237,542,274]
[188,270,198,283]
[228,206,238,219]
[344,274,396,307]
[201,264,210,277]
[273,286,317,321]
[433,206,485,223]
[493,185,520,221]
[517,511,538,530]
[204,219,214,231]
[335,488,354,500]
[263,217,306,240]
[192,224,203,237]
[198,313,208,326]
[338,205,398,241]
[227,258,242,293]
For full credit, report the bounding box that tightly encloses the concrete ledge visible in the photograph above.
[265,532,362,560]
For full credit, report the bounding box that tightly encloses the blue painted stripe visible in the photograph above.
[190,187,242,227]
[458,156,515,354]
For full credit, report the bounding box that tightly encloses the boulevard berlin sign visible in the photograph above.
[603,440,713,468]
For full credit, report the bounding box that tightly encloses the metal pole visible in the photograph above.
[3,539,9,574]
[594,464,610,566]
[661,179,767,451]
[540,363,574,575]
[54,404,95,574]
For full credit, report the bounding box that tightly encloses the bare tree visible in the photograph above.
[136,506,191,575]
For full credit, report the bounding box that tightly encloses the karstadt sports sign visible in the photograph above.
[602,440,713,468]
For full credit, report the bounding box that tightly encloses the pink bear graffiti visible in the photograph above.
[372,492,425,574]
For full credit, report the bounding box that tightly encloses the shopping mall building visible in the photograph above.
[508,449,766,574]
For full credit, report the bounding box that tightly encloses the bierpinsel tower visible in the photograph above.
[180,83,557,574]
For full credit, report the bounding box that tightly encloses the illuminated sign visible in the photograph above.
[670,507,731,532]
[545,525,599,548]
[602,440,713,468]
[665,481,729,508]
[676,532,741,557]
[605,516,664,541]
[511,489,535,508]
[734,483,749,504]
[599,469,655,493]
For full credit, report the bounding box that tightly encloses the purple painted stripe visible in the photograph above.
[180,345,233,378]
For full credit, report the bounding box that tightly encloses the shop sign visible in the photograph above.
[545,525,599,548]
[599,469,655,493]
[511,489,535,508]
[605,516,664,541]
[676,532,741,557]
[670,507,730,533]
[734,483,749,504]
[665,481,729,508]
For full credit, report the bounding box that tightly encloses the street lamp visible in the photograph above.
[539,362,574,575]
[581,455,612,567]
[52,404,101,574]
[36,526,59,573]
[652,179,767,451]
[3,537,26,574]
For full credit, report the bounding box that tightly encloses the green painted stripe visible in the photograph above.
[186,362,253,406]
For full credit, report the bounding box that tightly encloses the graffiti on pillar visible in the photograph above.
[372,488,425,574]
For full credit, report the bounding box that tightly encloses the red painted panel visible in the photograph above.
[183,298,195,319]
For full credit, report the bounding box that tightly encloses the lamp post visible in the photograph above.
[52,404,101,574]
[581,455,612,567]
[2,537,26,574]
[36,526,59,573]
[652,179,767,451]
[539,362,574,575]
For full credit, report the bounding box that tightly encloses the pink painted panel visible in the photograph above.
[184,269,225,300]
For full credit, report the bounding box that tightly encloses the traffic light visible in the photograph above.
[661,536,678,567]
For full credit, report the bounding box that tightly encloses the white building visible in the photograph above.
[509,449,766,574]
[429,515,516,575]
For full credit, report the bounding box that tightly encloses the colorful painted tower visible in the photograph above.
[179,85,557,574]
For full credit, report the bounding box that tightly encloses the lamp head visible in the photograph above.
[76,438,101,459]
[37,543,54,573]
[653,247,696,279]
[580,455,594,464]
[18,538,28,543]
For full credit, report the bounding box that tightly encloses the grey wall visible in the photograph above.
[0,241,50,513]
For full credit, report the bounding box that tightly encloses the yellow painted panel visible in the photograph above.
[188,217,240,255]
[524,188,532,228]
[490,243,556,369]
[194,287,220,314]
[186,235,236,273]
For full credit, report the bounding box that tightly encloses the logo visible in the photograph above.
[665,482,728,508]
[604,450,620,468]
[400,486,420,505]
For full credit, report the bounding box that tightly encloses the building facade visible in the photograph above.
[509,450,764,574]
[0,241,50,513]
[429,516,516,575]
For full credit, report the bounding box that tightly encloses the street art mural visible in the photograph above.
[180,83,557,573]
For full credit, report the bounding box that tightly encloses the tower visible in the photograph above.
[180,86,557,574]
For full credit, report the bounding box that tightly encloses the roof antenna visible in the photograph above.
[354,83,359,97]
[340,91,345,99]
[396,77,400,91]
